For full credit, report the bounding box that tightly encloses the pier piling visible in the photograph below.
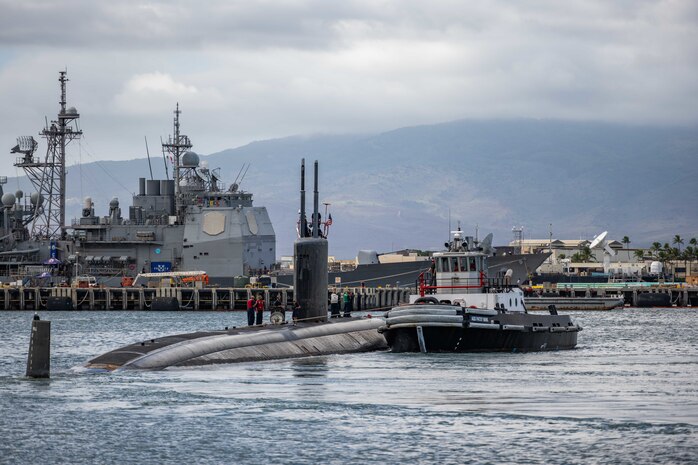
[26,315,50,378]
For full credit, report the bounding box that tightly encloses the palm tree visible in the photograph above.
[582,245,595,262]
[633,249,645,261]
[686,242,698,277]
[657,250,669,271]
[673,235,684,253]
[681,248,693,282]
[622,236,631,261]
[571,247,594,263]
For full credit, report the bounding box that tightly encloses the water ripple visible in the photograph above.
[0,308,696,464]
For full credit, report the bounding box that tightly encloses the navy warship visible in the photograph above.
[2,71,274,286]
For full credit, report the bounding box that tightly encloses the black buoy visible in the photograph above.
[26,313,50,378]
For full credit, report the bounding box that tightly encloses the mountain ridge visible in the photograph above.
[6,118,697,259]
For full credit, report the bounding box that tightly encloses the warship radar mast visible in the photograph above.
[161,103,192,222]
[14,71,82,239]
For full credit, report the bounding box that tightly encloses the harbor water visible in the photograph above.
[1,308,696,464]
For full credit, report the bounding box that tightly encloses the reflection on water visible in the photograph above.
[291,357,329,378]
[0,309,696,465]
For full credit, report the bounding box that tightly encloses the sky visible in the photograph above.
[0,0,696,176]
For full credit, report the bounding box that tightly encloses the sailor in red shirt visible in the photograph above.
[255,295,265,325]
[247,296,256,326]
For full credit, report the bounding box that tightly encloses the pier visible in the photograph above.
[0,286,411,311]
[2,284,695,311]
[532,283,698,307]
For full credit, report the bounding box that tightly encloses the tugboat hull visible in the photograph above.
[380,305,580,353]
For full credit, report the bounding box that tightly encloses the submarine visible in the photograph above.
[86,159,387,371]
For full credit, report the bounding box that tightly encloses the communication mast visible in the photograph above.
[161,103,192,221]
[512,226,524,255]
[14,71,82,239]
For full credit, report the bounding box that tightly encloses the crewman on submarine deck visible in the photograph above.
[255,294,265,325]
[246,296,256,326]
[330,289,340,318]
[292,301,301,324]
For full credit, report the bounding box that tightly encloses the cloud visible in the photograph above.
[0,0,696,176]
[112,72,222,115]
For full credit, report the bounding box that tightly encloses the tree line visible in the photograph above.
[565,235,698,264]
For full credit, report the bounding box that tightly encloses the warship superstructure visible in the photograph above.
[2,72,275,285]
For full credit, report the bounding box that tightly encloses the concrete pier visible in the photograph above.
[0,286,411,311]
[530,284,698,307]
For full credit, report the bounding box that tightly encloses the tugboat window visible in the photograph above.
[459,257,469,272]
[451,257,459,272]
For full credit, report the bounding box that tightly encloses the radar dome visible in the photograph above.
[30,192,44,207]
[110,197,119,208]
[181,151,199,168]
[66,106,78,115]
[15,190,23,200]
[2,193,16,207]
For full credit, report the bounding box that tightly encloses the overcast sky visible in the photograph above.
[0,0,696,174]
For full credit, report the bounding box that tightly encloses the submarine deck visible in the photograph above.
[86,318,387,370]
[87,329,229,370]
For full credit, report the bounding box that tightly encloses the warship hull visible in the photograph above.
[276,252,550,289]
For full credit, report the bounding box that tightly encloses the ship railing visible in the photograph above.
[417,271,485,296]
[417,271,518,296]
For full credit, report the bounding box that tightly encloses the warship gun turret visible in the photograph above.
[3,72,275,286]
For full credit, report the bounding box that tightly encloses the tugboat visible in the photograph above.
[379,228,582,352]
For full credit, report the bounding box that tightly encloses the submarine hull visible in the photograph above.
[86,318,387,371]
